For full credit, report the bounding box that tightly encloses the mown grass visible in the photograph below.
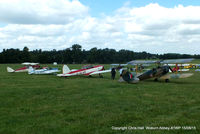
[0,64,200,134]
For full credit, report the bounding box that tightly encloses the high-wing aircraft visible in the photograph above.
[7,62,40,73]
[122,58,194,83]
[28,66,60,74]
[57,65,111,77]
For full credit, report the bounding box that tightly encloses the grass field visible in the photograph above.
[0,64,200,134]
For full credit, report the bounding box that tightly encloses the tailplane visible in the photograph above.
[7,67,15,73]
[63,65,70,74]
[28,66,35,74]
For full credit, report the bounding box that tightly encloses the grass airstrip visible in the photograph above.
[0,63,200,134]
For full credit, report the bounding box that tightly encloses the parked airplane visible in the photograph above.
[7,62,40,73]
[28,67,60,74]
[122,58,194,83]
[57,65,111,77]
[170,67,189,72]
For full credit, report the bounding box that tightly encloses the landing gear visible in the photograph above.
[99,74,103,78]
[154,78,158,82]
[165,79,169,82]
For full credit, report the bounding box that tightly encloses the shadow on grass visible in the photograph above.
[57,75,112,80]
[141,79,198,85]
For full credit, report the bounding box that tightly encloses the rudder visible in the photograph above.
[63,65,70,74]
[28,66,35,74]
[7,67,15,73]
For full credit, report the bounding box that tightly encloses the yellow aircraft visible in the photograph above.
[184,64,196,69]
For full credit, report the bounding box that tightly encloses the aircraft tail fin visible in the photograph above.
[28,66,34,74]
[63,65,70,74]
[7,67,15,72]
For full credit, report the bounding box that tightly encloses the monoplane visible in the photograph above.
[57,65,111,77]
[7,62,40,73]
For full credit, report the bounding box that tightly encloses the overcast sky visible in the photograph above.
[0,0,200,54]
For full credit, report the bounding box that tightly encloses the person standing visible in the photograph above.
[111,68,116,80]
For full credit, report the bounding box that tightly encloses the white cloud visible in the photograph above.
[0,2,200,54]
[0,0,89,24]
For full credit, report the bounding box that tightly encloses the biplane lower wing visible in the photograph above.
[160,73,193,79]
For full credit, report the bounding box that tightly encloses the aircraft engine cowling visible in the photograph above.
[121,70,139,83]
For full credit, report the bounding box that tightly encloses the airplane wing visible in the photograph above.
[42,69,60,74]
[111,64,128,66]
[127,60,157,65]
[87,69,111,75]
[159,73,193,79]
[161,58,194,64]
[179,69,189,72]
[22,62,39,65]
[127,58,194,65]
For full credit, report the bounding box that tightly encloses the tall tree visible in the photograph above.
[21,46,31,62]
[71,44,83,63]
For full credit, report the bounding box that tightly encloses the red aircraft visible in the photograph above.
[7,62,40,73]
[57,65,111,77]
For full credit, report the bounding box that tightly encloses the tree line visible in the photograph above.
[0,44,200,64]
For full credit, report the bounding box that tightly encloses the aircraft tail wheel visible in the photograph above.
[165,79,169,82]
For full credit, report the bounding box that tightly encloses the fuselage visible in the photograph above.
[14,65,40,72]
[137,66,170,80]
[15,67,29,72]
[63,65,104,76]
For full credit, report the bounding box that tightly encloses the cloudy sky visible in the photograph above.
[0,0,200,54]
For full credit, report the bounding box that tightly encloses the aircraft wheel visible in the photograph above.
[154,78,158,82]
[99,74,103,78]
[165,79,169,82]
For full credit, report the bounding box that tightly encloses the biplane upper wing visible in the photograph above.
[128,58,194,65]
[111,64,128,66]
[127,60,157,65]
[160,58,194,64]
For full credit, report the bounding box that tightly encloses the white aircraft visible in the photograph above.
[7,62,40,73]
[57,65,111,77]
[28,67,60,74]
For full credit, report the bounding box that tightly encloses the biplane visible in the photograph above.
[57,65,111,77]
[121,58,194,83]
[7,62,40,73]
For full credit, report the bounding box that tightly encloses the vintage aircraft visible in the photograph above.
[170,67,189,72]
[28,66,60,74]
[57,64,111,77]
[123,58,194,83]
[118,70,140,83]
[184,64,197,69]
[7,62,40,73]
